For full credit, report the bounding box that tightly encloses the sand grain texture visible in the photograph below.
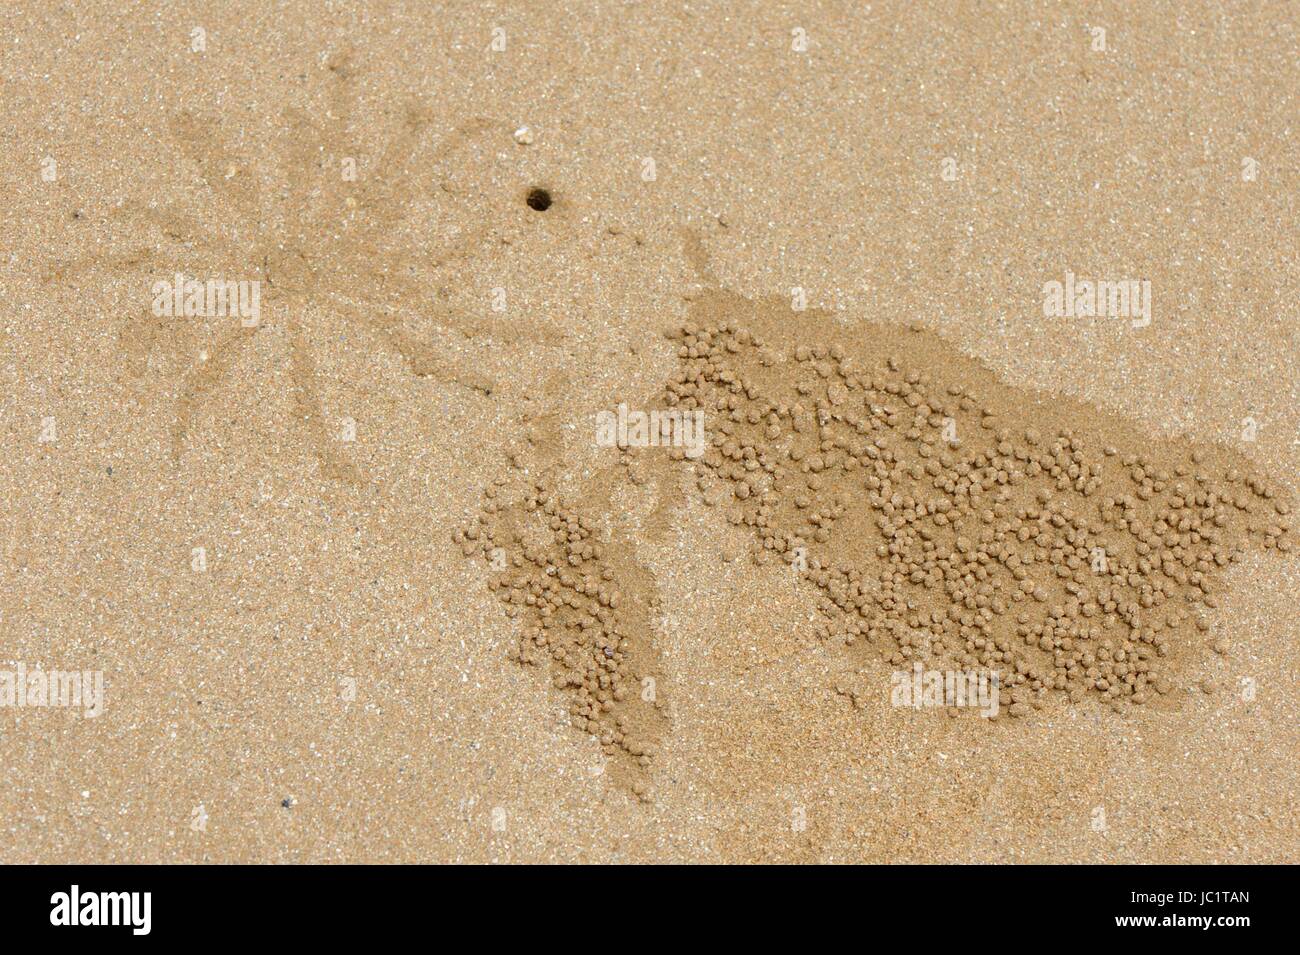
[1,1,1296,863]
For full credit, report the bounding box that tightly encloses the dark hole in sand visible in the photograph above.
[526,187,553,211]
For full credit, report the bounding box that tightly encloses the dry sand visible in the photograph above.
[0,1,1296,863]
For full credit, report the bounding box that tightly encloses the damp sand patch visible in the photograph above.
[457,288,1293,793]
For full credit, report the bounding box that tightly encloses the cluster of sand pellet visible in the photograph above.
[656,313,1292,717]
[456,287,1295,797]
[455,476,663,795]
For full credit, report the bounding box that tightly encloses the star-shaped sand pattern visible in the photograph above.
[41,49,541,485]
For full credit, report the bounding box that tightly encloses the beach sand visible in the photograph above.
[1,1,1296,862]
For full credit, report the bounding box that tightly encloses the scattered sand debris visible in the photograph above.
[457,474,665,793]
[460,287,1293,800]
[651,291,1292,718]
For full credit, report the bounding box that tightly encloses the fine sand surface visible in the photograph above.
[1,1,1296,863]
